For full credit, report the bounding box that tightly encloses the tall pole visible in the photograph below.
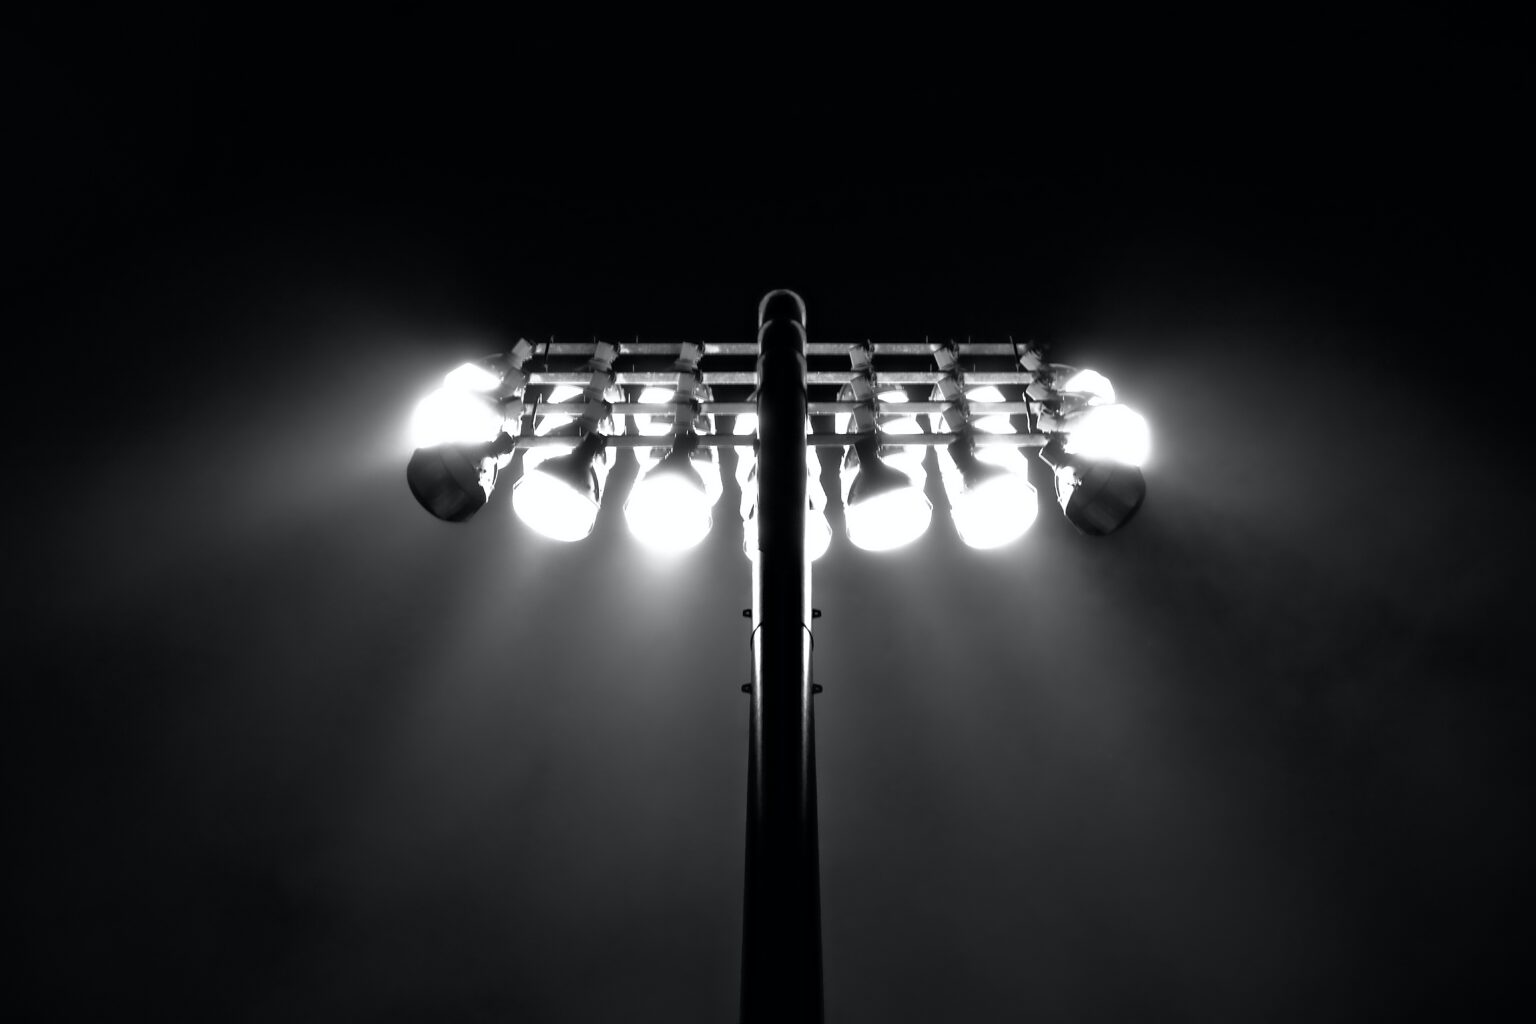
[741,290,823,1022]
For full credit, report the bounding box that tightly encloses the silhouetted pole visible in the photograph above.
[741,290,823,1023]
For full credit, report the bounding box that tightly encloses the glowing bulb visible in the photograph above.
[626,469,713,553]
[533,384,586,436]
[1062,404,1150,466]
[511,434,606,542]
[511,472,599,541]
[443,362,502,392]
[876,394,926,479]
[965,385,1016,435]
[634,386,676,438]
[949,471,1038,549]
[845,487,932,551]
[409,388,504,448]
[938,441,1037,549]
[1060,368,1115,404]
[841,434,931,551]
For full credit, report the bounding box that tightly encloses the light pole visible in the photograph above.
[404,291,1150,1022]
[742,292,820,1020]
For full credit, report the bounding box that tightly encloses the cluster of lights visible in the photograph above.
[406,339,1150,551]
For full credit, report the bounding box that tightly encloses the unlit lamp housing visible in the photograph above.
[1039,438,1146,536]
[406,434,517,523]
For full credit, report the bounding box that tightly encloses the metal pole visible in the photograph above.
[741,290,823,1022]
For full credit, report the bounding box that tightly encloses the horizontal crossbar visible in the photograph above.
[532,342,1021,357]
[543,401,1034,416]
[510,432,1049,449]
[526,371,1038,386]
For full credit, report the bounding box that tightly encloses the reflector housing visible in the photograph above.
[842,435,931,551]
[626,435,716,553]
[941,438,1038,549]
[406,435,514,523]
[1040,439,1146,536]
[512,433,608,542]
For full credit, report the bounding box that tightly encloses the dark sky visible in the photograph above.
[12,14,1531,1023]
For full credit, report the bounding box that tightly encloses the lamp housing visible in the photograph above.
[512,432,609,542]
[406,434,516,523]
[626,432,720,553]
[940,437,1038,549]
[841,434,932,551]
[1039,438,1146,536]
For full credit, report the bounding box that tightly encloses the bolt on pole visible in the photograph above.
[741,290,823,1023]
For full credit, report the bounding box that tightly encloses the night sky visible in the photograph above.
[13,15,1530,1022]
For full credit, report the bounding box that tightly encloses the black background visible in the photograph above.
[12,13,1530,1022]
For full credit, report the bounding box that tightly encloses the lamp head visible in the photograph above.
[625,432,715,553]
[846,435,916,505]
[943,436,1038,549]
[512,433,608,542]
[406,434,515,523]
[1061,403,1151,466]
[844,435,932,551]
[947,436,1009,490]
[1039,438,1145,536]
[409,386,506,449]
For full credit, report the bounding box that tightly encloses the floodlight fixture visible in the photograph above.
[405,434,517,523]
[1059,367,1116,404]
[626,432,718,552]
[407,355,529,448]
[512,432,609,542]
[409,384,506,448]
[442,361,503,392]
[1059,403,1151,466]
[957,384,1017,435]
[634,385,680,437]
[1039,437,1146,536]
[842,434,932,552]
[941,436,1038,549]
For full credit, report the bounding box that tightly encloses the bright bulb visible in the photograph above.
[635,386,676,438]
[950,472,1038,549]
[534,384,586,436]
[1063,404,1151,466]
[1061,369,1116,404]
[512,471,599,542]
[409,387,504,447]
[443,362,502,392]
[846,487,932,551]
[965,386,1016,435]
[806,507,832,560]
[626,471,713,553]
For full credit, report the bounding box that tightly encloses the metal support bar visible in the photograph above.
[525,370,1041,386]
[521,400,1034,417]
[741,290,822,1024]
[508,431,1050,449]
[534,341,1021,357]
